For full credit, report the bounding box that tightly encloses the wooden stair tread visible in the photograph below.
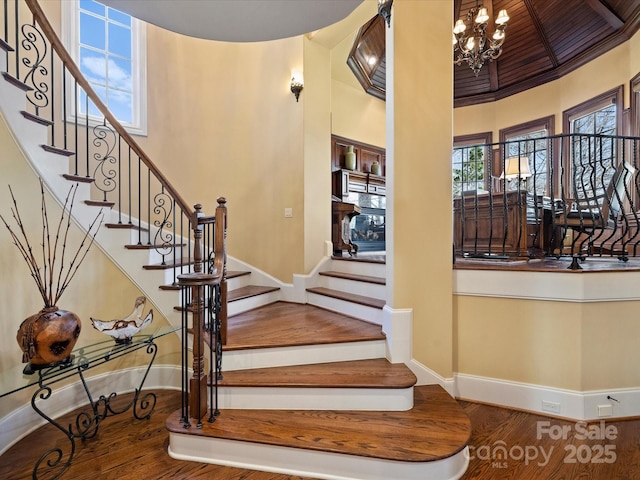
[307,286,385,309]
[226,270,250,279]
[104,222,149,231]
[332,253,385,264]
[0,38,14,53]
[62,173,94,183]
[85,199,115,207]
[228,285,279,302]
[42,144,74,156]
[143,257,194,269]
[166,385,471,462]
[320,270,385,285]
[224,302,385,351]
[161,271,248,291]
[20,110,50,125]
[3,74,30,92]
[218,358,416,388]
[125,243,185,249]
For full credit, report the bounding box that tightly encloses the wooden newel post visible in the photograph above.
[215,197,228,345]
[178,205,216,424]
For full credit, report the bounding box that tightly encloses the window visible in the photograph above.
[500,116,555,196]
[452,132,492,196]
[63,0,147,135]
[563,87,623,197]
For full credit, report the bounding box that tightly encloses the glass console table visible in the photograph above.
[0,325,179,479]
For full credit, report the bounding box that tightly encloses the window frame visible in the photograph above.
[631,73,640,138]
[62,0,147,136]
[561,86,623,195]
[452,132,493,196]
[500,115,555,196]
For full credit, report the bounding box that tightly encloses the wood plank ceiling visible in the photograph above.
[347,0,640,107]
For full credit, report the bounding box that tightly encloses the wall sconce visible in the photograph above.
[290,72,303,102]
[378,0,393,28]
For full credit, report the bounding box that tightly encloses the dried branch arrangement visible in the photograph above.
[0,179,104,308]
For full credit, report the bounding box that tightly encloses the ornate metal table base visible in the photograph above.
[28,338,160,479]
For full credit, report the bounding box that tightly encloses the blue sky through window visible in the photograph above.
[79,0,133,124]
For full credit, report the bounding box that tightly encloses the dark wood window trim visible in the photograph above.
[453,132,493,191]
[562,85,623,135]
[631,73,640,137]
[560,86,624,193]
[499,116,555,195]
[499,115,555,143]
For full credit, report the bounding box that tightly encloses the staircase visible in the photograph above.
[0,3,471,479]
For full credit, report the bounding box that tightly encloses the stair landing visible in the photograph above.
[224,301,385,351]
[167,385,471,480]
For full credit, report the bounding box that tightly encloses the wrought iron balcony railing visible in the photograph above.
[453,133,640,269]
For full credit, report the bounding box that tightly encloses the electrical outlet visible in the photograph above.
[284,208,293,218]
[598,404,613,417]
[542,400,561,414]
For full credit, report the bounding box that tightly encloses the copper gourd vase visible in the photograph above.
[17,306,81,372]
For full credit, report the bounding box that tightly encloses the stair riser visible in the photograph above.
[168,436,470,480]
[318,276,385,298]
[216,386,413,411]
[226,274,251,291]
[223,340,387,371]
[331,259,386,278]
[307,292,383,325]
[227,290,281,316]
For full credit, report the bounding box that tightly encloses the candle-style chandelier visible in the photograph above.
[453,2,509,76]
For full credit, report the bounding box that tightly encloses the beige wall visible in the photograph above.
[455,296,583,390]
[0,115,177,416]
[136,26,306,282]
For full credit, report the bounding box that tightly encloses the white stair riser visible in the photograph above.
[168,436,470,480]
[307,292,383,325]
[217,386,413,410]
[228,290,281,316]
[318,275,385,298]
[330,259,386,278]
[226,274,251,291]
[223,340,387,371]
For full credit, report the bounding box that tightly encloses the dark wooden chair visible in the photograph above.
[556,161,636,269]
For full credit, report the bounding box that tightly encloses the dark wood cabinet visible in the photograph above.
[331,135,385,201]
[331,135,386,255]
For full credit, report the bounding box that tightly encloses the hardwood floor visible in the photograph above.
[2,390,639,479]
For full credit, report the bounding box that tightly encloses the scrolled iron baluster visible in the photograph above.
[20,23,49,112]
[91,122,118,200]
[153,190,174,261]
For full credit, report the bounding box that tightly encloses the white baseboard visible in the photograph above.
[408,358,456,397]
[0,364,181,456]
[454,372,640,420]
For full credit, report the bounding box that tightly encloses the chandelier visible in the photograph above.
[453,3,509,76]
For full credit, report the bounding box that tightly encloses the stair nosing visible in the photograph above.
[319,270,385,285]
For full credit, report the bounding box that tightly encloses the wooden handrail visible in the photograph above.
[24,0,195,225]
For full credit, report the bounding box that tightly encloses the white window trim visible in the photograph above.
[61,0,147,136]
